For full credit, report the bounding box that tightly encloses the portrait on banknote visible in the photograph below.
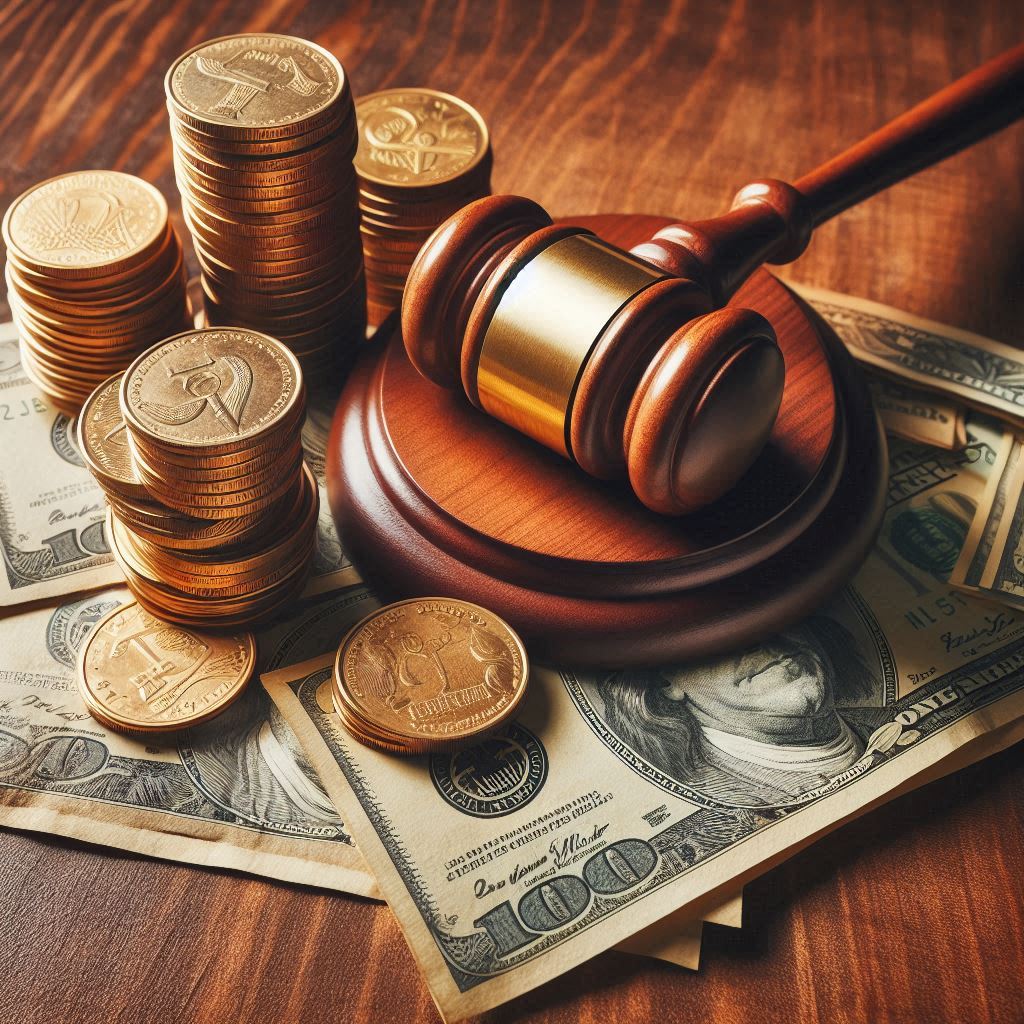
[576,593,895,808]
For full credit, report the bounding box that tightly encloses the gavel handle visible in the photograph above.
[797,43,1024,224]
[633,43,1024,301]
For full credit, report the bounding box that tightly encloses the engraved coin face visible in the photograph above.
[120,328,303,449]
[167,34,345,134]
[354,89,489,188]
[2,171,167,273]
[77,374,145,494]
[334,598,528,752]
[77,601,256,732]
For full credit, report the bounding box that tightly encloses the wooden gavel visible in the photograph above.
[401,45,1024,515]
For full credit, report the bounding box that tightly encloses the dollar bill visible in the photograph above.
[794,283,1024,427]
[301,386,362,595]
[869,375,966,450]
[266,431,1024,1020]
[948,429,1024,612]
[0,585,379,896]
[263,585,737,969]
[0,325,122,607]
[950,431,1022,594]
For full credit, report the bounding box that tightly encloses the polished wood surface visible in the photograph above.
[1,2,1022,1022]
[330,213,884,665]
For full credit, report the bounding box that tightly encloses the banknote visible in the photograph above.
[868,375,966,450]
[266,430,1024,1020]
[950,431,1022,594]
[0,324,122,606]
[794,284,1024,427]
[300,386,362,595]
[262,584,737,969]
[950,432,1024,612]
[0,585,379,896]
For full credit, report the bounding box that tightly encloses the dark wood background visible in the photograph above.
[1,1,1022,1022]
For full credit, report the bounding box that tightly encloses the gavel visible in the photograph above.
[401,45,1024,515]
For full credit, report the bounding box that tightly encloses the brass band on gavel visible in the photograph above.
[474,233,666,457]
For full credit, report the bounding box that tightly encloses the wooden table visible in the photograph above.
[1,2,1022,1021]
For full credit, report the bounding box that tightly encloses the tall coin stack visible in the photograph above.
[166,34,366,379]
[78,327,318,628]
[2,171,190,413]
[354,89,491,324]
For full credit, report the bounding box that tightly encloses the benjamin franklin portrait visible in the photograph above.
[586,602,891,808]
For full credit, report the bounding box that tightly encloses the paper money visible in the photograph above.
[0,585,378,896]
[869,376,966,449]
[950,429,1024,612]
[794,284,1024,427]
[950,431,1022,594]
[0,325,122,606]
[264,584,737,969]
[266,430,1024,1020]
[300,385,361,595]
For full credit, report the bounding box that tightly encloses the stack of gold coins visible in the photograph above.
[354,89,491,324]
[332,598,528,754]
[79,327,318,628]
[2,170,190,412]
[77,601,256,734]
[165,33,366,378]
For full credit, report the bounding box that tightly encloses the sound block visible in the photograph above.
[327,214,886,667]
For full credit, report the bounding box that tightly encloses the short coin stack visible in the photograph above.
[166,33,366,379]
[2,170,190,412]
[354,88,491,324]
[332,598,528,754]
[79,327,318,628]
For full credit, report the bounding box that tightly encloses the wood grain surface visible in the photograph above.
[0,2,1022,1022]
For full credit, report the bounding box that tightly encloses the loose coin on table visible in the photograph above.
[2,170,190,412]
[77,600,255,734]
[166,33,366,379]
[332,598,529,754]
[354,88,491,323]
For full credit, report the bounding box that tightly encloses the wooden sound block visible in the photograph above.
[327,214,887,667]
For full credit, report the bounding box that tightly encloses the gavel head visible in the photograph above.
[401,195,785,515]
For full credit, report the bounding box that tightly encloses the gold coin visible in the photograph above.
[333,598,529,753]
[166,34,346,139]
[354,89,489,190]
[120,327,303,453]
[76,374,149,499]
[3,171,168,279]
[76,600,255,733]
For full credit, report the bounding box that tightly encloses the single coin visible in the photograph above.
[76,374,149,499]
[3,171,168,279]
[167,34,346,138]
[333,597,528,753]
[120,327,303,452]
[354,89,488,189]
[76,600,255,733]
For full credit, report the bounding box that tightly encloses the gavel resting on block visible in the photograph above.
[401,44,1024,515]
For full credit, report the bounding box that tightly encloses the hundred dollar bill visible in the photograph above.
[0,326,122,606]
[0,585,379,896]
[261,585,737,969]
[794,284,1024,427]
[868,376,966,450]
[266,432,1024,1020]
